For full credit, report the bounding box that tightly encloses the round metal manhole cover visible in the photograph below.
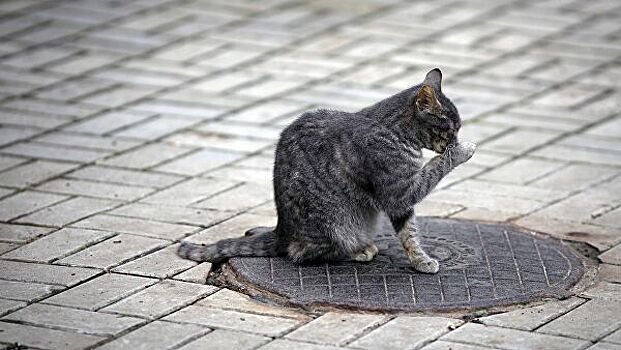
[225,218,586,312]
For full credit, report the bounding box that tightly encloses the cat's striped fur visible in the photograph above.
[178,69,475,273]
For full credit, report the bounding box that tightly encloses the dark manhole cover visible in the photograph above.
[224,218,587,312]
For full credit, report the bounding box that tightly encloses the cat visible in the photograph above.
[178,68,475,274]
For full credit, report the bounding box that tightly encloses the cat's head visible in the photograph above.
[410,68,461,153]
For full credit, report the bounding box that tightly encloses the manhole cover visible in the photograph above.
[223,218,586,312]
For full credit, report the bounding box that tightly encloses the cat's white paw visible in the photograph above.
[412,257,440,274]
[451,141,476,165]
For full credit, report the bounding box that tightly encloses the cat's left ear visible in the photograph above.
[423,68,442,90]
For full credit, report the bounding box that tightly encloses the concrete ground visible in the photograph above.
[0,0,620,349]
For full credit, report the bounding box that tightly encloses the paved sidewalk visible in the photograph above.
[0,0,620,349]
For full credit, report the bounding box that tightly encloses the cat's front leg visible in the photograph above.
[390,213,439,274]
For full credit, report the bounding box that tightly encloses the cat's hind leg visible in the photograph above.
[390,212,439,273]
[352,243,379,262]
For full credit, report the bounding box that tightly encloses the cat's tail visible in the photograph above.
[177,227,279,263]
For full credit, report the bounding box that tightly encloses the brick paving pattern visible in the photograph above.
[0,0,619,349]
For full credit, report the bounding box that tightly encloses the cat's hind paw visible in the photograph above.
[412,257,440,274]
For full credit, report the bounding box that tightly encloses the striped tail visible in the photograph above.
[177,228,279,263]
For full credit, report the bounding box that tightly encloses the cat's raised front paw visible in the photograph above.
[450,141,476,166]
[412,257,440,274]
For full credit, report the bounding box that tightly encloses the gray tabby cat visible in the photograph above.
[178,68,475,274]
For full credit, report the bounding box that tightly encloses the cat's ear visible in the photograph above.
[423,68,442,90]
[415,85,442,115]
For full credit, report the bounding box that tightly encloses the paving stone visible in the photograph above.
[0,155,27,172]
[35,132,141,152]
[2,303,144,336]
[66,111,154,135]
[350,317,462,350]
[165,131,273,153]
[97,320,208,350]
[102,143,194,169]
[478,297,585,331]
[72,214,197,240]
[0,321,104,350]
[44,273,157,311]
[600,244,621,265]
[580,282,621,301]
[0,160,77,188]
[184,213,276,245]
[195,182,272,212]
[164,305,301,337]
[0,223,54,243]
[226,100,303,124]
[173,262,212,284]
[130,100,225,120]
[538,299,621,341]
[479,157,566,184]
[603,328,621,344]
[0,298,25,316]
[0,280,59,302]
[530,164,619,191]
[3,227,113,262]
[154,148,246,176]
[258,339,348,350]
[36,178,154,201]
[16,196,119,227]
[108,203,233,227]
[68,166,182,189]
[196,289,308,320]
[1,142,109,163]
[141,178,238,206]
[103,280,217,319]
[0,190,67,221]
[480,129,558,154]
[0,260,100,286]
[114,116,196,139]
[113,244,197,278]
[442,323,589,350]
[179,329,270,350]
[81,85,158,107]
[59,234,168,269]
[600,264,621,284]
[286,312,386,345]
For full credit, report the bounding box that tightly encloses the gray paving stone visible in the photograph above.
[2,227,113,262]
[0,190,67,221]
[184,213,276,246]
[66,111,154,135]
[72,214,197,240]
[173,262,212,284]
[479,157,566,184]
[600,264,621,284]
[286,312,386,346]
[258,339,347,350]
[603,328,621,344]
[154,148,245,176]
[226,100,303,124]
[478,297,585,331]
[141,177,238,206]
[442,323,589,350]
[0,298,25,316]
[350,317,462,350]
[81,85,158,107]
[35,132,141,152]
[580,282,621,301]
[0,160,77,188]
[164,305,301,337]
[196,289,309,320]
[0,280,59,302]
[108,203,233,227]
[0,223,54,243]
[114,116,196,139]
[102,280,217,319]
[2,303,144,336]
[0,155,27,172]
[179,329,270,350]
[0,260,100,286]
[59,234,168,269]
[194,182,272,212]
[97,320,208,350]
[0,321,104,350]
[165,131,273,153]
[16,196,119,227]
[112,244,197,278]
[419,340,492,350]
[1,142,109,163]
[67,166,182,189]
[102,143,194,169]
[530,164,619,191]
[44,273,157,311]
[36,178,154,201]
[537,299,621,341]
[130,100,225,119]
